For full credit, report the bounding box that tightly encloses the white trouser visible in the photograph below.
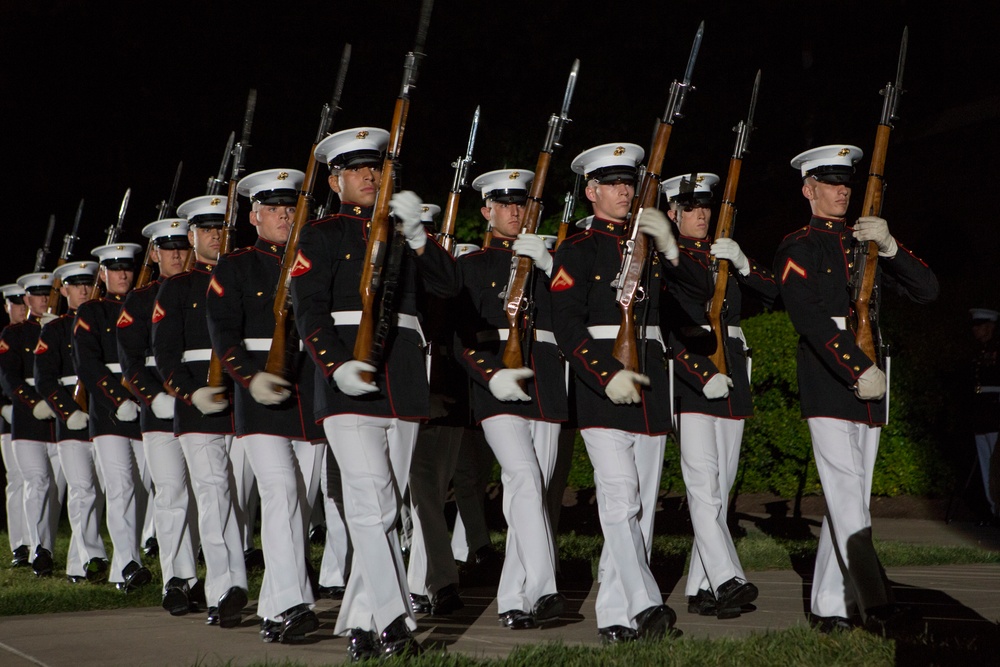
[180,432,247,605]
[450,428,494,561]
[324,414,417,636]
[319,441,351,588]
[12,439,64,555]
[406,424,464,596]
[58,439,107,576]
[143,430,198,590]
[133,437,155,546]
[808,418,891,619]
[228,435,259,552]
[93,435,144,582]
[975,432,998,515]
[679,414,746,595]
[582,427,665,629]
[239,434,316,620]
[482,415,560,613]
[2,432,28,552]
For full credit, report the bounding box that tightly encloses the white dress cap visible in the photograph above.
[91,243,143,266]
[0,283,25,299]
[660,172,720,202]
[16,272,55,294]
[142,218,190,244]
[420,204,441,223]
[570,143,645,181]
[177,195,228,226]
[471,169,534,202]
[236,169,305,204]
[315,127,390,168]
[790,144,864,182]
[970,308,999,322]
[53,261,98,285]
[453,243,480,258]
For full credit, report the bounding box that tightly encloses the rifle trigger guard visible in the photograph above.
[634,285,647,303]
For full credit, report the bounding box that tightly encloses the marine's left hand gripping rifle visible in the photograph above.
[850,26,907,368]
[265,43,352,379]
[705,69,760,375]
[612,21,703,386]
[501,59,579,381]
[437,105,480,255]
[46,199,84,314]
[354,0,434,382]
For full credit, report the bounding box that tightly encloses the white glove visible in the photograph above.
[605,370,650,405]
[710,238,750,276]
[115,399,139,422]
[66,410,89,431]
[151,392,176,420]
[248,372,292,406]
[1,405,11,424]
[853,216,898,258]
[703,373,734,399]
[32,400,56,420]
[191,386,229,415]
[390,190,427,250]
[332,360,379,397]
[512,234,553,277]
[636,207,679,265]
[855,365,887,401]
[40,312,59,326]
[488,367,534,401]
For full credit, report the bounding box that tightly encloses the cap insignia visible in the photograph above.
[170,221,180,228]
[838,147,850,156]
[509,171,520,180]
[116,245,125,250]
[356,130,369,140]
[277,172,289,180]
[210,197,221,206]
[613,146,625,156]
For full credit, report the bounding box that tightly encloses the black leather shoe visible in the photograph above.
[687,589,717,616]
[498,609,536,629]
[206,607,220,626]
[319,585,346,600]
[84,557,109,583]
[532,592,567,624]
[161,577,191,616]
[10,545,30,568]
[31,547,54,577]
[379,615,423,658]
[143,537,159,559]
[810,614,854,634]
[635,604,676,639]
[715,577,758,619]
[188,579,206,612]
[218,586,248,628]
[598,625,638,644]
[117,560,152,593]
[67,575,87,584]
[260,618,281,642]
[431,583,464,615]
[409,593,431,614]
[474,544,499,567]
[863,603,920,637]
[347,627,378,662]
[243,547,265,571]
[279,604,319,643]
[309,524,327,545]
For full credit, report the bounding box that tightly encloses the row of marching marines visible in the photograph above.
[0,124,939,658]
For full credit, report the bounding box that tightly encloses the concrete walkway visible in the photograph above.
[1,516,998,666]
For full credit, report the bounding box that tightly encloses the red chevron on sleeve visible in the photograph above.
[0,340,8,354]
[152,302,165,323]
[549,266,575,292]
[74,318,91,334]
[291,250,312,277]
[208,277,224,296]
[116,309,134,328]
[781,258,807,283]
[33,339,48,355]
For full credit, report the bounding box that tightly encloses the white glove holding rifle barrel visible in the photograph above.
[853,216,898,258]
[636,207,679,265]
[390,190,427,251]
[512,233,553,277]
[710,238,750,276]
[854,365,886,401]
[605,370,650,405]
[191,386,229,415]
[333,360,379,397]
[489,367,534,402]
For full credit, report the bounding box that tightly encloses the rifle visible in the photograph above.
[501,59,579,378]
[137,161,184,289]
[706,69,760,375]
[265,43,352,379]
[354,0,434,381]
[206,89,257,392]
[437,105,480,255]
[35,215,56,273]
[850,27,908,367]
[206,132,235,196]
[611,21,703,383]
[46,199,84,314]
[74,188,129,409]
[554,173,582,250]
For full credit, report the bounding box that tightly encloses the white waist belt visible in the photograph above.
[105,363,121,374]
[979,386,1000,394]
[331,311,421,331]
[145,355,156,367]
[25,378,35,386]
[699,324,747,347]
[59,375,78,386]
[587,325,663,346]
[181,349,213,363]
[832,316,847,330]
[243,338,272,351]
[477,328,557,345]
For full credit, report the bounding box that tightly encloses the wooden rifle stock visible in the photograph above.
[438,190,460,255]
[706,161,741,374]
[134,240,156,290]
[852,124,890,364]
[205,178,239,392]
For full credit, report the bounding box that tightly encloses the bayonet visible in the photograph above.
[732,69,761,159]
[35,214,56,271]
[543,59,579,153]
[880,26,907,126]
[60,198,83,261]
[232,89,257,179]
[207,132,235,195]
[158,160,183,219]
[106,187,131,245]
[401,0,434,97]
[315,43,352,144]
[664,21,704,123]
[451,105,480,192]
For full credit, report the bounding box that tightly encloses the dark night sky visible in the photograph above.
[1,1,998,312]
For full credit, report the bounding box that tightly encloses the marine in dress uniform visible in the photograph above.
[774,145,939,633]
[154,195,247,628]
[658,172,777,618]
[969,308,999,520]
[549,143,678,643]
[205,168,324,643]
[1,283,30,568]
[290,127,455,660]
[118,218,201,613]
[34,261,110,584]
[0,273,61,576]
[450,168,568,629]
[73,242,154,591]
